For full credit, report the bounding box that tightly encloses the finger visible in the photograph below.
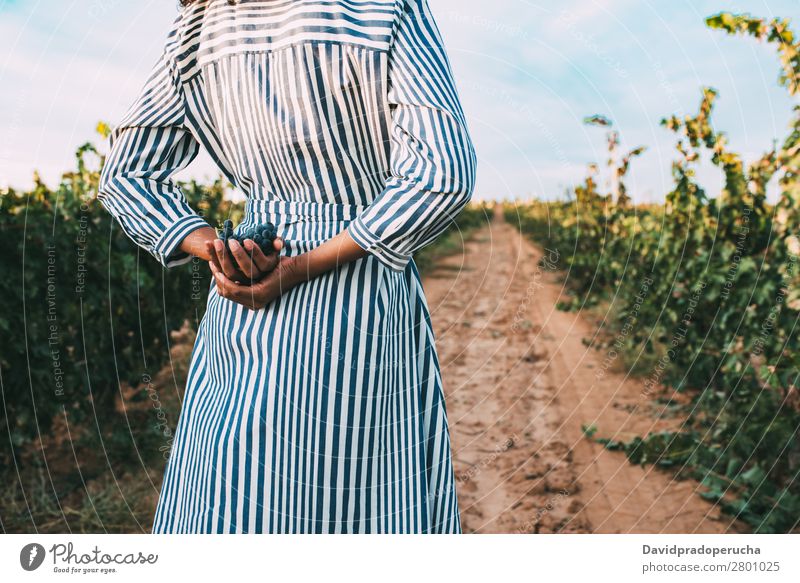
[217,242,245,283]
[210,262,228,294]
[229,239,256,280]
[217,239,242,281]
[211,266,255,306]
[210,264,227,297]
[213,239,231,273]
[273,237,284,252]
[212,260,239,291]
[208,240,223,272]
[257,246,280,273]
[242,240,273,273]
[209,257,221,280]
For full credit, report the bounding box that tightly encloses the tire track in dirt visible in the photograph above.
[423,209,742,534]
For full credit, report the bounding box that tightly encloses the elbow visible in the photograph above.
[448,118,477,205]
[98,129,126,205]
[443,138,477,210]
[98,156,130,211]
[98,150,120,205]
[450,174,474,215]
[98,164,113,203]
[460,147,477,204]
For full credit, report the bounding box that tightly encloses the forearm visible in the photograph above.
[288,229,368,283]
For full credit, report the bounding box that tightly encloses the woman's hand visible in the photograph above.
[205,237,284,284]
[210,255,303,310]
[177,226,283,283]
[209,228,369,311]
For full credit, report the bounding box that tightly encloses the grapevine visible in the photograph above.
[507,12,800,533]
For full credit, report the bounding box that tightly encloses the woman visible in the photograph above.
[99,0,476,533]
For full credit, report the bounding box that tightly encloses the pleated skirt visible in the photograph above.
[152,199,461,533]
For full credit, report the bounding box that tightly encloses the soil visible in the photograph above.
[424,210,743,534]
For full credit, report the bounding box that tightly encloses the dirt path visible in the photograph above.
[423,210,740,534]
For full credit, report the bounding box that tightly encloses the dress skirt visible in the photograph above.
[152,199,461,533]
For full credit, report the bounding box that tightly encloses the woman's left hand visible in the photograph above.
[210,255,303,310]
[210,228,368,310]
[205,237,284,284]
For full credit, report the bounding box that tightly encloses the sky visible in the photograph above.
[1,0,798,203]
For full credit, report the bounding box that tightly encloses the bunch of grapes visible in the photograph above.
[218,219,279,255]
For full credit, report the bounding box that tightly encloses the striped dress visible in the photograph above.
[99,0,476,533]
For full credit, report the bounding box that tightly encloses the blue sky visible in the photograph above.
[1,0,798,202]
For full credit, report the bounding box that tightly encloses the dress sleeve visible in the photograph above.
[346,0,477,271]
[98,20,209,269]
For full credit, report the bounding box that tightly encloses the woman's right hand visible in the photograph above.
[205,237,284,284]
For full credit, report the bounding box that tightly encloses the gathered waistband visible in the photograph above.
[244,199,366,222]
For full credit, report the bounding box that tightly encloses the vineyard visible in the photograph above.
[506,13,800,533]
[0,137,237,530]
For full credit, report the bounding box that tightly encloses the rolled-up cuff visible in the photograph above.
[347,216,412,272]
[153,213,210,268]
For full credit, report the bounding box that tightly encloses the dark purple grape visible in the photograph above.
[218,220,279,258]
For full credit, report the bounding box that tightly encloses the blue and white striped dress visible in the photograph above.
[99,0,476,534]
